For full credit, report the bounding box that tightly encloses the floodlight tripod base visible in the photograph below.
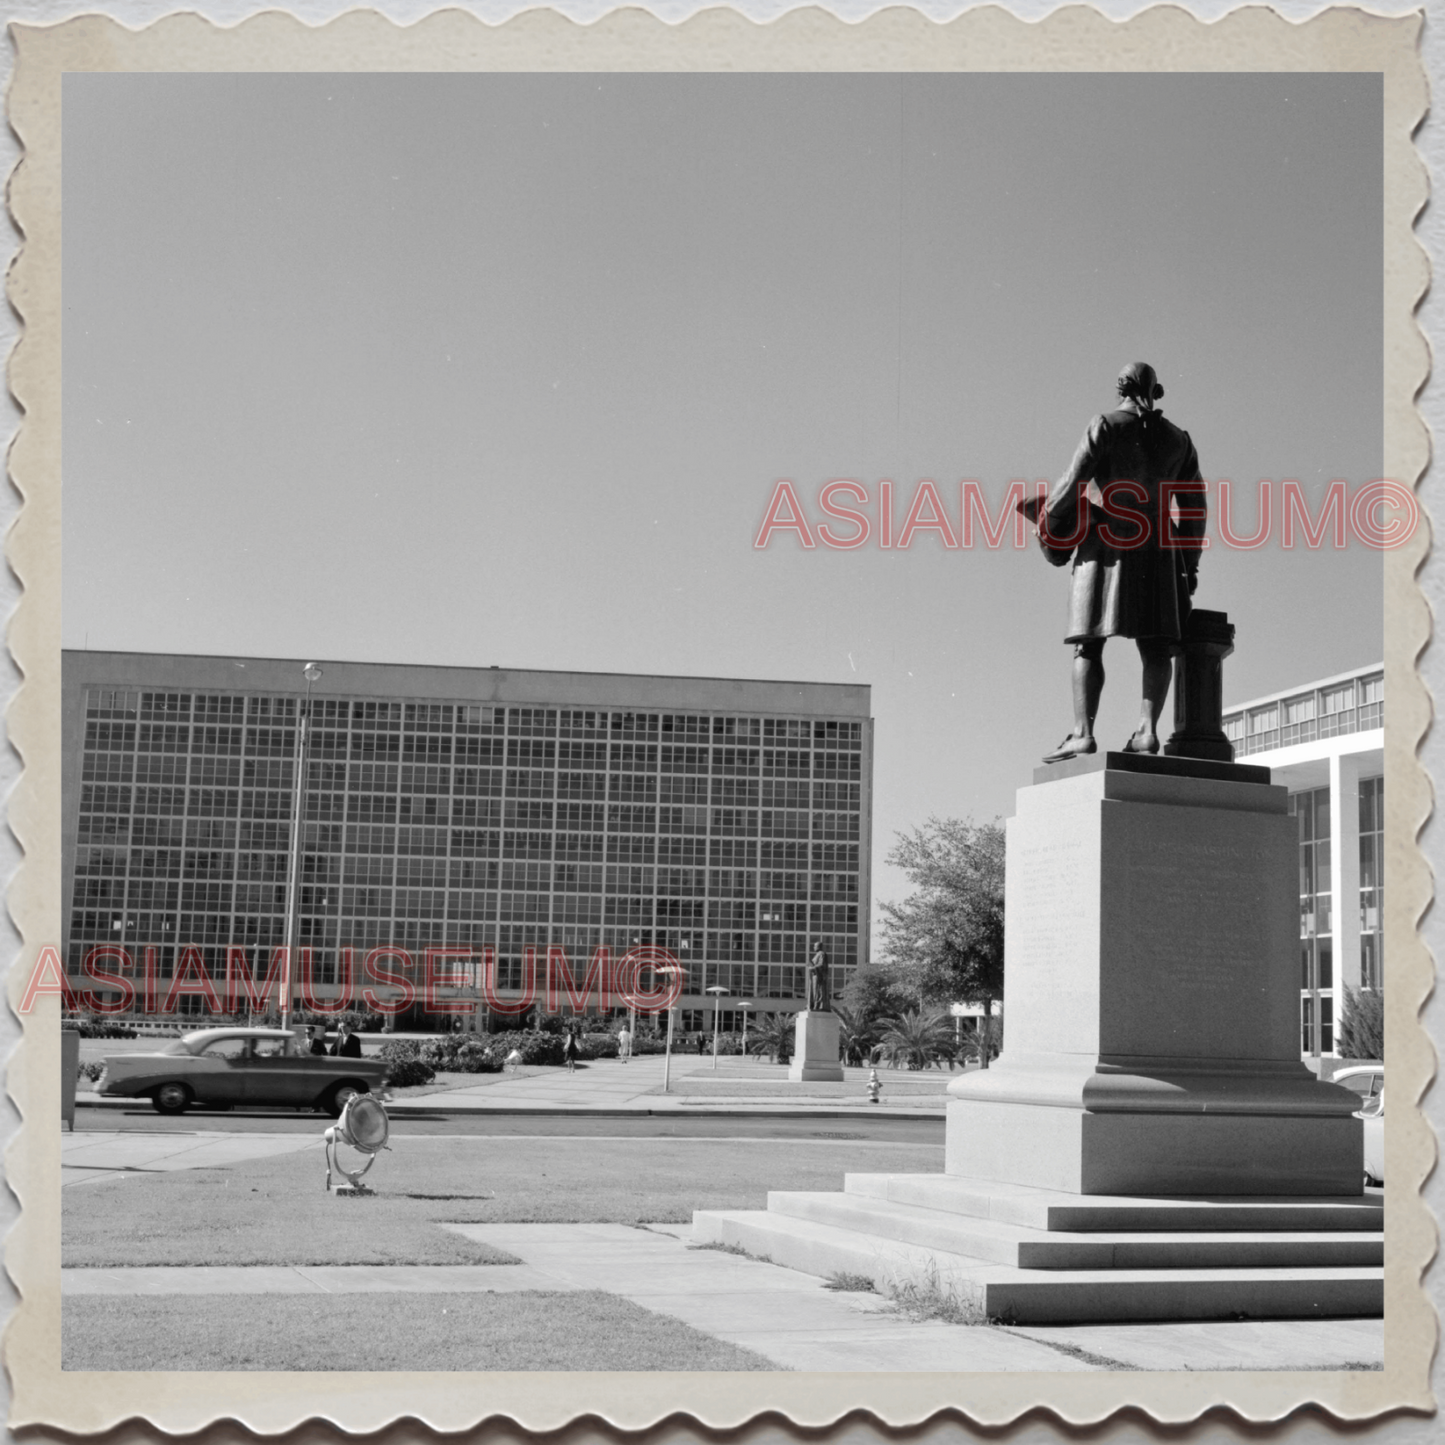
[324,1125,381,1196]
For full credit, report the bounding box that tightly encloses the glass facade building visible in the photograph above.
[1222,663,1384,1061]
[62,653,873,1025]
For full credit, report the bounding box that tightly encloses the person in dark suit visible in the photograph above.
[330,1021,363,1059]
[307,1026,328,1057]
[1036,362,1206,763]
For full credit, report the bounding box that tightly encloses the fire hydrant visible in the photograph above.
[867,1068,881,1105]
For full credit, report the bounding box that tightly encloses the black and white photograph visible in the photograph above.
[3,1,1437,1435]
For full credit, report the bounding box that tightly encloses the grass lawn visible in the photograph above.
[64,1136,944,1267]
[62,1291,777,1371]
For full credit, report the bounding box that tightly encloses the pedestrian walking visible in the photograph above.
[617,1024,632,1064]
[564,1027,580,1074]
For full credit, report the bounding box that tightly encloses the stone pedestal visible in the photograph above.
[789,1011,844,1082]
[1164,609,1237,763]
[946,755,1363,1196]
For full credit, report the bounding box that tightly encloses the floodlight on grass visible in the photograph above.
[324,1092,390,1196]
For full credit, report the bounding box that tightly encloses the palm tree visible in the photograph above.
[874,1008,957,1071]
[832,1004,875,1067]
[747,1011,793,1064]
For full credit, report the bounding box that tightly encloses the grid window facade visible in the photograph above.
[67,685,868,1008]
[1291,787,1334,1055]
[1225,670,1383,757]
[1358,775,1385,992]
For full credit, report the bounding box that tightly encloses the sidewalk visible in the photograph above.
[78,1053,952,1119]
[393,1053,947,1116]
[60,1090,1384,1371]
[60,1222,1384,1372]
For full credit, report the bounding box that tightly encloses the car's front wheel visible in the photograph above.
[324,1082,368,1119]
[152,1082,192,1115]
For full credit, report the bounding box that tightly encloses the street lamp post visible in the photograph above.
[738,999,753,1058]
[651,963,683,1093]
[280,663,323,1035]
[706,985,728,1071]
[678,936,691,1052]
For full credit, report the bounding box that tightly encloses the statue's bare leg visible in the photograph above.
[1124,637,1173,753]
[1044,640,1103,762]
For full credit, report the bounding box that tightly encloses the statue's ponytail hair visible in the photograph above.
[1116,362,1164,403]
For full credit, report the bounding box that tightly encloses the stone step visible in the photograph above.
[845,1173,1385,1233]
[769,1190,1383,1270]
[691,1209,1384,1324]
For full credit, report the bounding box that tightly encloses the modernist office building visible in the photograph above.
[62,652,874,1028]
[1222,662,1384,1061]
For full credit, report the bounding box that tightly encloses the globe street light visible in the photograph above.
[281,663,323,1035]
[706,985,728,1071]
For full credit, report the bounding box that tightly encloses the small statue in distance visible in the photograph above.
[807,940,831,1012]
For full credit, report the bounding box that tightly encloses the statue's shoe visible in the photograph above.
[1042,734,1098,764]
[1122,731,1160,755]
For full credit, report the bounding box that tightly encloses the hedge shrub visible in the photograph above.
[377,1039,436,1088]
[419,1035,503,1074]
[70,1016,137,1039]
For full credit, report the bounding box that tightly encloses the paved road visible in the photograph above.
[70,1105,944,1143]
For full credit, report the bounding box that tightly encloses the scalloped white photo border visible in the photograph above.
[2,5,1432,1434]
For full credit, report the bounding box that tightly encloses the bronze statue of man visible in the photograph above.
[807,940,830,1012]
[1034,362,1206,763]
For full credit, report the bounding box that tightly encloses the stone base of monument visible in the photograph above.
[788,1011,845,1082]
[692,752,1382,1323]
[690,1176,1382,1322]
[943,753,1364,1197]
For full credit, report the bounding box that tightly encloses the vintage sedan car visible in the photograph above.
[97,1028,388,1117]
[1356,1088,1385,1187]
[1332,1063,1384,1104]
[1333,1064,1385,1186]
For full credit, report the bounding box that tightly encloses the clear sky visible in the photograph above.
[62,71,1384,916]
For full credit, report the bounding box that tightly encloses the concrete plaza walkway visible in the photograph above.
[77,1051,952,1118]
[391,1052,948,1115]
[64,1062,1383,1371]
[60,1220,1384,1373]
[59,1225,1387,1369]
[61,1120,1385,1372]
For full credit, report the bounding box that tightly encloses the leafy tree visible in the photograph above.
[879,817,1006,1066]
[1337,987,1384,1061]
[874,1008,958,1070]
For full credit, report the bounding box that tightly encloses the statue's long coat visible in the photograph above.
[1044,400,1205,643]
